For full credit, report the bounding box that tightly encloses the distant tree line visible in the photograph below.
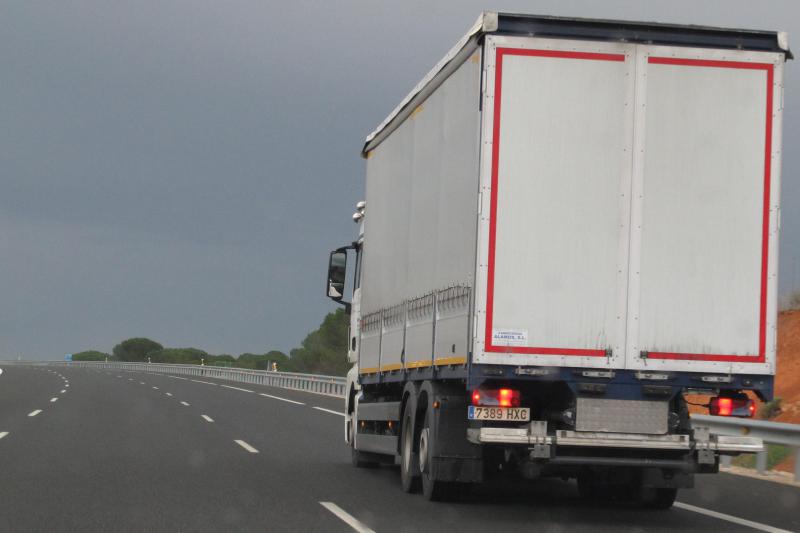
[71,309,350,376]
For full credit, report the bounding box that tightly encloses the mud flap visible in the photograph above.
[424,382,484,483]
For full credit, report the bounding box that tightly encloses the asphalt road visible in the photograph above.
[1,365,798,533]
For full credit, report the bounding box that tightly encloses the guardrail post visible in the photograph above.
[755,449,768,474]
[794,446,799,483]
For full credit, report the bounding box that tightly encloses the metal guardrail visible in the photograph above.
[2,360,347,398]
[693,414,800,482]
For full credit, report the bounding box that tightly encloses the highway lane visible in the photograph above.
[1,365,798,532]
[0,366,343,533]
[0,366,69,439]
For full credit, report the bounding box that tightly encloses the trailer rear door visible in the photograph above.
[474,36,636,370]
[624,46,781,375]
[474,36,782,375]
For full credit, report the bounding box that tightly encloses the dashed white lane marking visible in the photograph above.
[65,384,69,388]
[167,376,188,380]
[180,401,190,406]
[60,389,66,394]
[0,432,7,440]
[50,397,58,403]
[674,502,792,533]
[139,382,146,385]
[128,378,133,381]
[28,410,42,417]
[258,393,304,405]
[201,415,214,423]
[191,379,217,386]
[313,406,345,417]
[220,384,253,393]
[165,393,173,397]
[320,502,375,533]
[117,376,122,378]
[0,369,3,376]
[234,440,259,453]
[152,386,159,390]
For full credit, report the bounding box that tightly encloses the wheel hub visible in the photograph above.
[419,428,429,473]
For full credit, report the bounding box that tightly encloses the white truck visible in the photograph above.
[326,12,791,507]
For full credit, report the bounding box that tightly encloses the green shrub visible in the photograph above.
[112,338,163,362]
[148,347,207,364]
[72,350,111,361]
[758,398,782,420]
[732,444,791,470]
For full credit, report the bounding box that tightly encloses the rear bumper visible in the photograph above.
[467,427,763,454]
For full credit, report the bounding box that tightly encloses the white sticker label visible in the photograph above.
[492,329,528,346]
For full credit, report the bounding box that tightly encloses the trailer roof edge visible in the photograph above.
[361,12,791,158]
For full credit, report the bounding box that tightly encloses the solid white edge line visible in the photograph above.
[167,376,188,380]
[234,439,259,453]
[313,406,345,417]
[0,431,8,440]
[258,393,305,405]
[674,502,793,533]
[50,397,58,403]
[319,502,375,533]
[28,410,42,417]
[180,401,190,406]
[201,415,214,423]
[220,384,253,393]
[190,379,217,386]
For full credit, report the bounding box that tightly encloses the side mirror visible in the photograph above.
[326,250,347,301]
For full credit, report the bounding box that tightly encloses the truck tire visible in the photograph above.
[640,487,678,510]
[400,410,420,492]
[419,410,459,501]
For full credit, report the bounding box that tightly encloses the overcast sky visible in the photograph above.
[1,1,797,359]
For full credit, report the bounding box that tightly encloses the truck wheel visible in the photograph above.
[349,416,378,468]
[400,410,420,493]
[419,410,457,501]
[640,487,678,509]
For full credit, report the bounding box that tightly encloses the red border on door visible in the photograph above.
[484,50,774,363]
[484,48,625,356]
[641,56,774,364]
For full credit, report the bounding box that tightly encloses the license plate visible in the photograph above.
[467,406,530,421]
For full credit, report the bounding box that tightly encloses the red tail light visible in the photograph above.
[471,388,521,408]
[709,395,755,418]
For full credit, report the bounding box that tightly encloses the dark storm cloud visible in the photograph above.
[0,1,797,358]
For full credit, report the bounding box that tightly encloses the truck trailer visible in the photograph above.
[325,12,791,507]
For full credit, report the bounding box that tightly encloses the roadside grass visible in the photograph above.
[732,444,792,470]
